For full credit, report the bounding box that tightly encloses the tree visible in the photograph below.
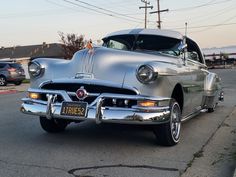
[59,32,86,59]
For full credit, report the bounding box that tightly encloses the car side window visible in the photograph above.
[103,35,135,51]
[186,39,203,64]
[107,40,128,50]
[187,51,200,62]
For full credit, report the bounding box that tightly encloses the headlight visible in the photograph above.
[28,61,43,77]
[136,65,157,84]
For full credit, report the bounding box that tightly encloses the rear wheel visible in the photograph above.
[208,103,217,113]
[39,117,68,133]
[0,76,7,86]
[153,100,182,146]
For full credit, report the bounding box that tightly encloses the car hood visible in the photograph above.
[70,47,178,87]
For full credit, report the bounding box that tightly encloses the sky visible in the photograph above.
[0,0,236,48]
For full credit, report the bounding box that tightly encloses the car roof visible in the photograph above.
[104,28,183,40]
[0,62,20,65]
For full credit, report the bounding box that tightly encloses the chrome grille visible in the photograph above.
[41,83,138,106]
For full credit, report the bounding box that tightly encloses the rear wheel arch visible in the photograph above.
[0,74,6,79]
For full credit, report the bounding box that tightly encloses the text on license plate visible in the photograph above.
[60,102,87,117]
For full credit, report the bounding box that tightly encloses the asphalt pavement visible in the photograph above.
[0,69,235,177]
[0,83,29,94]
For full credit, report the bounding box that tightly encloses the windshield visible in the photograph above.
[103,34,182,56]
[103,35,134,51]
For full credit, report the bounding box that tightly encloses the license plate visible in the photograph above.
[60,102,88,117]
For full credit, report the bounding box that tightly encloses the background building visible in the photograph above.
[0,43,64,78]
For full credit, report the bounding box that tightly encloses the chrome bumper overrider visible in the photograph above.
[21,88,171,125]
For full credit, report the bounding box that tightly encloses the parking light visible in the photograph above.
[138,100,156,107]
[29,92,40,100]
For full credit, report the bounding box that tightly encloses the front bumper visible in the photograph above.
[21,88,171,125]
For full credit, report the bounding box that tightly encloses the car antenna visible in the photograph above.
[185,22,188,38]
[183,22,188,65]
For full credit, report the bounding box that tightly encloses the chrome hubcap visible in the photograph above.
[171,103,181,142]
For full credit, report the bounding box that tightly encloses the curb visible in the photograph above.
[0,90,18,95]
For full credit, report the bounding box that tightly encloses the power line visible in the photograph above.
[73,0,143,22]
[189,14,236,33]
[170,0,233,12]
[188,5,236,26]
[161,3,236,25]
[169,22,236,30]
[63,0,142,23]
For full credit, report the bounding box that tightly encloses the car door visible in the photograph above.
[186,39,207,111]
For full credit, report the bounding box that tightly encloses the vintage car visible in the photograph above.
[21,29,224,146]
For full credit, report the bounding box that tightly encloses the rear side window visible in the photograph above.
[103,35,135,51]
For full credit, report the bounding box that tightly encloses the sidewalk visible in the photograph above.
[0,83,29,94]
[181,106,236,177]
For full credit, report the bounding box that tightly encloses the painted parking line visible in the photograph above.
[0,90,18,95]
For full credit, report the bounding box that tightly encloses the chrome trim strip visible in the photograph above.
[97,93,170,101]
[132,106,169,112]
[39,80,53,88]
[67,91,100,97]
[181,109,201,122]
[38,79,140,95]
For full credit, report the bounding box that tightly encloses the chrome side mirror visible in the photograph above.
[178,43,187,53]
[188,51,199,61]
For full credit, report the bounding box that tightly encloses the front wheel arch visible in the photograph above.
[171,83,184,113]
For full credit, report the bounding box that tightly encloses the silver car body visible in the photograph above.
[21,29,223,125]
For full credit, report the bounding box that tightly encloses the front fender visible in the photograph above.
[123,64,175,98]
[146,61,179,76]
[30,58,72,88]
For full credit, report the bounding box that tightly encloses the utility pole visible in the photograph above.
[150,0,168,29]
[139,0,153,29]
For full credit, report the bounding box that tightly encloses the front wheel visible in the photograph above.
[208,103,217,113]
[153,100,182,146]
[39,117,68,133]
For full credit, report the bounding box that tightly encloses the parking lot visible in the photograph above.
[0,69,235,177]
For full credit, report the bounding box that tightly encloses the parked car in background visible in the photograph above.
[21,29,224,146]
[0,62,25,86]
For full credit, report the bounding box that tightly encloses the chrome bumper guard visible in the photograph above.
[21,88,171,125]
